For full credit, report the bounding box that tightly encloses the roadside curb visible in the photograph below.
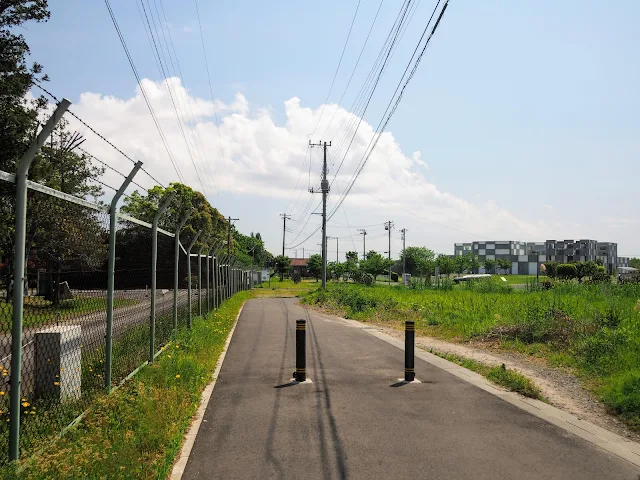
[313,310,640,469]
[169,301,246,480]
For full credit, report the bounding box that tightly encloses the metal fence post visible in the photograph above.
[106,162,142,394]
[205,243,215,314]
[9,99,70,462]
[150,191,176,364]
[186,231,202,329]
[197,236,209,318]
[173,209,193,334]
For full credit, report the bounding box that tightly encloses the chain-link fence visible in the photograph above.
[0,172,254,465]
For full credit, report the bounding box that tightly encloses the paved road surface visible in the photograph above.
[182,298,639,480]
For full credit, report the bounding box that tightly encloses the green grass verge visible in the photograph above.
[0,296,138,332]
[254,278,319,298]
[302,281,640,429]
[429,350,545,401]
[3,291,251,480]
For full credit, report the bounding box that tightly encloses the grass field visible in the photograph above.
[252,278,319,298]
[0,296,138,333]
[303,280,640,429]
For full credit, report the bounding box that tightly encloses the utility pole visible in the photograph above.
[385,221,394,285]
[280,213,291,256]
[401,228,407,284]
[309,140,331,288]
[358,229,367,260]
[335,237,339,262]
[227,216,239,256]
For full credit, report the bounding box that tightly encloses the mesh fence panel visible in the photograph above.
[0,179,15,461]
[154,232,176,350]
[112,221,151,384]
[11,189,109,459]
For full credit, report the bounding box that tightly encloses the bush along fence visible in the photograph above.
[0,100,257,465]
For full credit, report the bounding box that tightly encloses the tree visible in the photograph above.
[274,255,291,281]
[307,254,322,281]
[400,246,435,284]
[120,183,227,250]
[436,254,454,277]
[575,261,598,283]
[557,263,577,280]
[330,262,345,281]
[4,122,107,303]
[453,254,469,275]
[360,251,393,279]
[345,251,358,263]
[466,253,481,274]
[483,258,496,274]
[542,261,558,279]
[630,258,640,269]
[496,258,512,274]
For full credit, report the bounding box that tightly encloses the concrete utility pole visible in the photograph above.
[309,140,331,288]
[227,216,239,256]
[358,229,367,260]
[280,213,291,256]
[401,228,407,283]
[335,237,339,262]
[385,221,394,284]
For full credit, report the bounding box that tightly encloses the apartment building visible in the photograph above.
[455,239,624,274]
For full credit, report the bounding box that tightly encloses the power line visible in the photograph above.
[103,0,186,183]
[310,0,362,138]
[137,0,209,196]
[193,0,232,196]
[286,1,415,242]
[320,0,385,140]
[328,0,449,220]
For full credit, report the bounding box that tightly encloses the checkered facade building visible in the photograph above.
[455,239,628,274]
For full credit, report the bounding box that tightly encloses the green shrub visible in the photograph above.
[557,263,577,280]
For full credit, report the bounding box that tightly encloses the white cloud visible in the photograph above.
[62,77,564,253]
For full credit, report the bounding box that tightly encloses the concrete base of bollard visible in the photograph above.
[289,378,313,385]
[396,378,422,384]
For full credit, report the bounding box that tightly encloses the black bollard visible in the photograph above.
[295,319,306,382]
[405,320,415,382]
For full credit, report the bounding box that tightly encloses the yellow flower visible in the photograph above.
[22,402,29,408]
[54,382,60,386]
[175,374,181,379]
[30,411,35,415]
[0,391,5,396]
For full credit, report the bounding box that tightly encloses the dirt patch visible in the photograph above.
[371,322,640,443]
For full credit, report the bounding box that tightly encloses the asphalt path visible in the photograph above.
[182,297,639,480]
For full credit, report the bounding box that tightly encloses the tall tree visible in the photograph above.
[274,255,291,281]
[483,258,496,274]
[307,254,322,281]
[436,254,454,277]
[360,251,393,278]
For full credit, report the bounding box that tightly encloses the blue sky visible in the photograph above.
[23,0,640,258]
